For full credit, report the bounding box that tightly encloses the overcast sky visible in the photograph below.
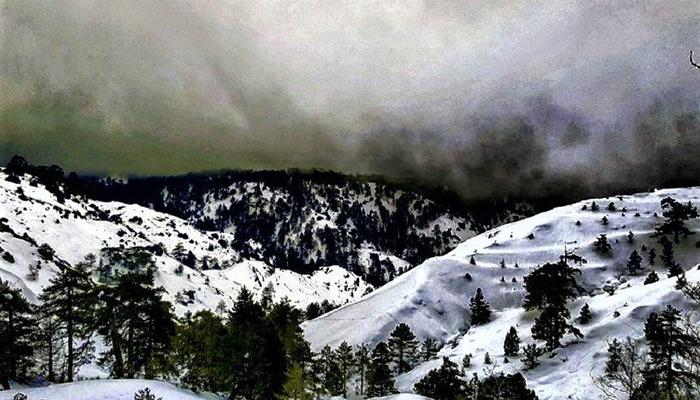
[1,0,700,198]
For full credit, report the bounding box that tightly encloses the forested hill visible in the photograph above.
[83,169,544,283]
[6,155,536,285]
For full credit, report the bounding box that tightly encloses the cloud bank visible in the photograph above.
[1,0,700,198]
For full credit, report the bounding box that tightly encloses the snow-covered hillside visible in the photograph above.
[0,169,371,313]
[303,187,700,399]
[0,380,210,400]
[0,380,431,400]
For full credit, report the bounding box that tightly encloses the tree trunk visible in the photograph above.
[110,316,125,378]
[66,289,75,382]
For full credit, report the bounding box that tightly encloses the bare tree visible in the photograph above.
[592,337,646,400]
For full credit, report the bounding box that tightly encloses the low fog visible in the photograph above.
[1,0,700,198]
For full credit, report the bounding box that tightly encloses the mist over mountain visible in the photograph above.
[2,1,700,199]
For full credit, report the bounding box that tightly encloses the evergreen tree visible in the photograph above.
[413,357,469,400]
[648,248,656,265]
[484,352,492,364]
[477,372,539,400]
[578,303,592,324]
[523,252,584,351]
[277,362,313,400]
[644,270,660,285]
[604,339,622,376]
[593,234,612,255]
[33,315,61,382]
[355,344,370,396]
[658,236,683,277]
[0,280,34,390]
[335,341,355,397]
[217,287,287,400]
[304,302,322,320]
[653,197,698,243]
[38,262,96,382]
[504,326,521,356]
[462,353,472,369]
[172,310,227,392]
[627,231,635,244]
[319,345,342,395]
[469,288,492,325]
[96,270,176,379]
[388,323,419,374]
[421,337,439,361]
[521,344,540,370]
[626,250,643,275]
[470,255,476,265]
[260,283,275,311]
[641,305,700,399]
[366,342,396,397]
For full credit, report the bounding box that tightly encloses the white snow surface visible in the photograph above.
[0,379,210,400]
[304,187,700,399]
[0,170,372,313]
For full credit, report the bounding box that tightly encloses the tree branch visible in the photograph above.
[691,50,700,69]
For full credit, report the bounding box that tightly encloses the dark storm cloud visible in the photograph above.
[1,0,700,198]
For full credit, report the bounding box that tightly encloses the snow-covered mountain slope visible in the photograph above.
[0,169,371,312]
[75,166,535,285]
[303,187,700,399]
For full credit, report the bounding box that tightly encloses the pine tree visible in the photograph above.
[593,234,612,255]
[0,280,34,390]
[469,288,492,325]
[504,326,521,356]
[521,344,540,370]
[38,262,96,382]
[320,345,342,395]
[304,302,322,320]
[644,270,660,285]
[653,197,699,243]
[658,235,683,277]
[648,248,656,265]
[33,315,61,382]
[355,344,370,396]
[387,323,418,374]
[217,287,286,400]
[627,231,635,244]
[484,352,492,364]
[601,216,609,226]
[523,252,584,351]
[477,372,539,400]
[172,310,227,392]
[96,270,176,379]
[421,337,439,361]
[277,362,313,400]
[335,341,355,397]
[366,342,396,397]
[578,303,592,324]
[413,357,469,400]
[462,353,472,369]
[260,282,275,311]
[469,255,476,265]
[604,339,622,376]
[642,305,700,399]
[500,259,506,268]
[626,250,643,275]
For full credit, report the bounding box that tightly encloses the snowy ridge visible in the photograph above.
[303,187,700,399]
[0,169,371,313]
